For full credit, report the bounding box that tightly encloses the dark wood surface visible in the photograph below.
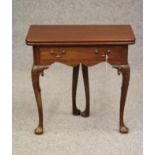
[81,64,90,117]
[26,25,135,45]
[72,65,81,116]
[26,25,136,135]
[39,46,123,66]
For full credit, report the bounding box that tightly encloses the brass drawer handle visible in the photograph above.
[95,49,111,72]
[50,50,55,55]
[95,49,99,54]
[50,49,66,58]
[55,54,61,58]
[106,49,111,54]
[101,54,106,57]
[95,49,111,56]
[61,49,65,54]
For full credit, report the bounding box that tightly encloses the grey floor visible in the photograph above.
[13,0,142,154]
[13,63,142,155]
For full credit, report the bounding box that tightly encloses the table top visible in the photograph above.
[26,25,135,46]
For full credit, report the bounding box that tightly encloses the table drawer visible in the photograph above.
[39,46,122,66]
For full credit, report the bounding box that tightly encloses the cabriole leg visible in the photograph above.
[31,65,48,135]
[115,65,130,133]
[72,65,81,115]
[81,64,90,117]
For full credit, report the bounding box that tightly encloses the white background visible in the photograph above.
[0,0,154,154]
[0,0,12,154]
[143,0,155,155]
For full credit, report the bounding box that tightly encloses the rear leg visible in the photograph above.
[81,64,90,117]
[72,65,81,115]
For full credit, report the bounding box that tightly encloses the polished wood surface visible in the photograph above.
[81,64,90,117]
[26,25,135,45]
[31,65,49,134]
[72,65,81,116]
[26,25,136,134]
[114,65,130,133]
[39,46,122,66]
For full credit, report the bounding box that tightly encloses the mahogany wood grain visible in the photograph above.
[31,65,49,134]
[39,46,122,66]
[26,25,135,45]
[72,65,81,115]
[114,65,130,133]
[81,65,90,117]
[25,25,136,135]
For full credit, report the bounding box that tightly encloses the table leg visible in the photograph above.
[31,65,48,134]
[115,65,130,133]
[72,65,81,115]
[81,64,90,117]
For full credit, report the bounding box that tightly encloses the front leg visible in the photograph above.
[115,65,130,133]
[31,65,48,134]
[81,64,90,117]
[72,65,81,115]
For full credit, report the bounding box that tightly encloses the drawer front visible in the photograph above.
[39,46,122,66]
